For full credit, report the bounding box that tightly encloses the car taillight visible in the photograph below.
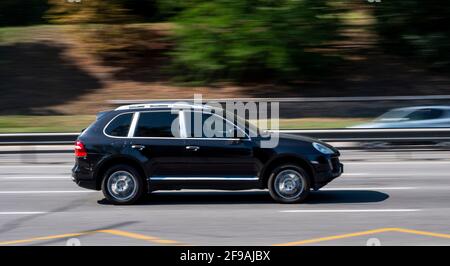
[75,141,87,157]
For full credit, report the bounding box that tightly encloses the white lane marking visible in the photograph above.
[280,209,420,213]
[0,176,70,180]
[0,165,71,168]
[344,161,450,165]
[342,173,450,177]
[0,212,47,215]
[321,187,416,191]
[0,191,95,194]
[341,173,368,176]
[342,173,414,177]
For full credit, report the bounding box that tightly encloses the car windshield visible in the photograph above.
[375,108,444,122]
[375,110,413,122]
[185,107,262,137]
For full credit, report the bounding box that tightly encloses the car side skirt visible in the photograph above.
[147,176,263,191]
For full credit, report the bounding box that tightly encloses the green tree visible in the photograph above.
[170,0,341,83]
[374,0,450,69]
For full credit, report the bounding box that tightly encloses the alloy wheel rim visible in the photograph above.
[274,169,304,199]
[107,171,138,201]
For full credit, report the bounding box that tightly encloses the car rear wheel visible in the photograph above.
[268,164,310,204]
[101,164,144,205]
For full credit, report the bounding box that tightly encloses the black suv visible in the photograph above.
[72,103,343,204]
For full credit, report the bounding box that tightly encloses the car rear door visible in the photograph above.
[128,110,188,179]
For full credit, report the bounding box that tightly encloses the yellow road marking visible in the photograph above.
[274,228,395,246]
[274,227,450,246]
[0,229,181,246]
[98,229,181,245]
[0,231,93,245]
[393,228,450,240]
[2,227,450,246]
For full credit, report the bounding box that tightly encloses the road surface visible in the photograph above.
[0,150,449,246]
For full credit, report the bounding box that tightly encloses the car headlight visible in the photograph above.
[312,142,335,155]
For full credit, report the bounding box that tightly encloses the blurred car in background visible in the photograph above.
[349,106,450,149]
[350,106,450,129]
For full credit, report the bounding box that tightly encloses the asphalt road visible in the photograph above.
[0,150,449,246]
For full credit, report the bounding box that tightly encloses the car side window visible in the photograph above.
[185,111,245,138]
[105,113,133,137]
[135,111,180,138]
[406,109,443,120]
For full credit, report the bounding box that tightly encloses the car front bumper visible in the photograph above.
[312,156,343,190]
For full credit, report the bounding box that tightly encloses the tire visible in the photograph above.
[268,164,310,204]
[101,164,145,205]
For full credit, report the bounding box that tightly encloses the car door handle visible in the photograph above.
[131,144,146,151]
[185,146,200,151]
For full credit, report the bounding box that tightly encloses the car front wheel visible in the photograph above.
[101,164,144,205]
[268,165,310,204]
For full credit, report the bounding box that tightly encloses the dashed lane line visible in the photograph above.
[280,209,420,213]
[0,212,47,215]
[0,190,95,194]
[321,186,416,191]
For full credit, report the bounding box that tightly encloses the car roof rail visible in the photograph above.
[115,102,213,111]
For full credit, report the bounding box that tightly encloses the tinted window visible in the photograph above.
[185,111,244,138]
[105,113,133,137]
[135,112,179,137]
[406,109,443,120]
[376,110,412,121]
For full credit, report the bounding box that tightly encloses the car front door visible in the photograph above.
[181,110,258,180]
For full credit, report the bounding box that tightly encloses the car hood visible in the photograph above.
[277,132,321,143]
[259,132,339,154]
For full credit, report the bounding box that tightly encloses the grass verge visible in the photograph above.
[0,115,95,133]
[0,116,370,133]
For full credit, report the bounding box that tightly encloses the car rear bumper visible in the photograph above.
[72,164,98,190]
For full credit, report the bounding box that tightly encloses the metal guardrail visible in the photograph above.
[279,128,450,142]
[0,133,79,145]
[109,95,450,104]
[1,129,450,146]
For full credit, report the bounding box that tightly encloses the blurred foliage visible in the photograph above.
[72,24,164,65]
[0,0,49,26]
[123,0,185,21]
[374,0,450,69]
[170,0,341,83]
[46,0,146,63]
[46,0,181,24]
[46,0,133,24]
[122,0,160,21]
[2,0,450,83]
[156,0,192,18]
